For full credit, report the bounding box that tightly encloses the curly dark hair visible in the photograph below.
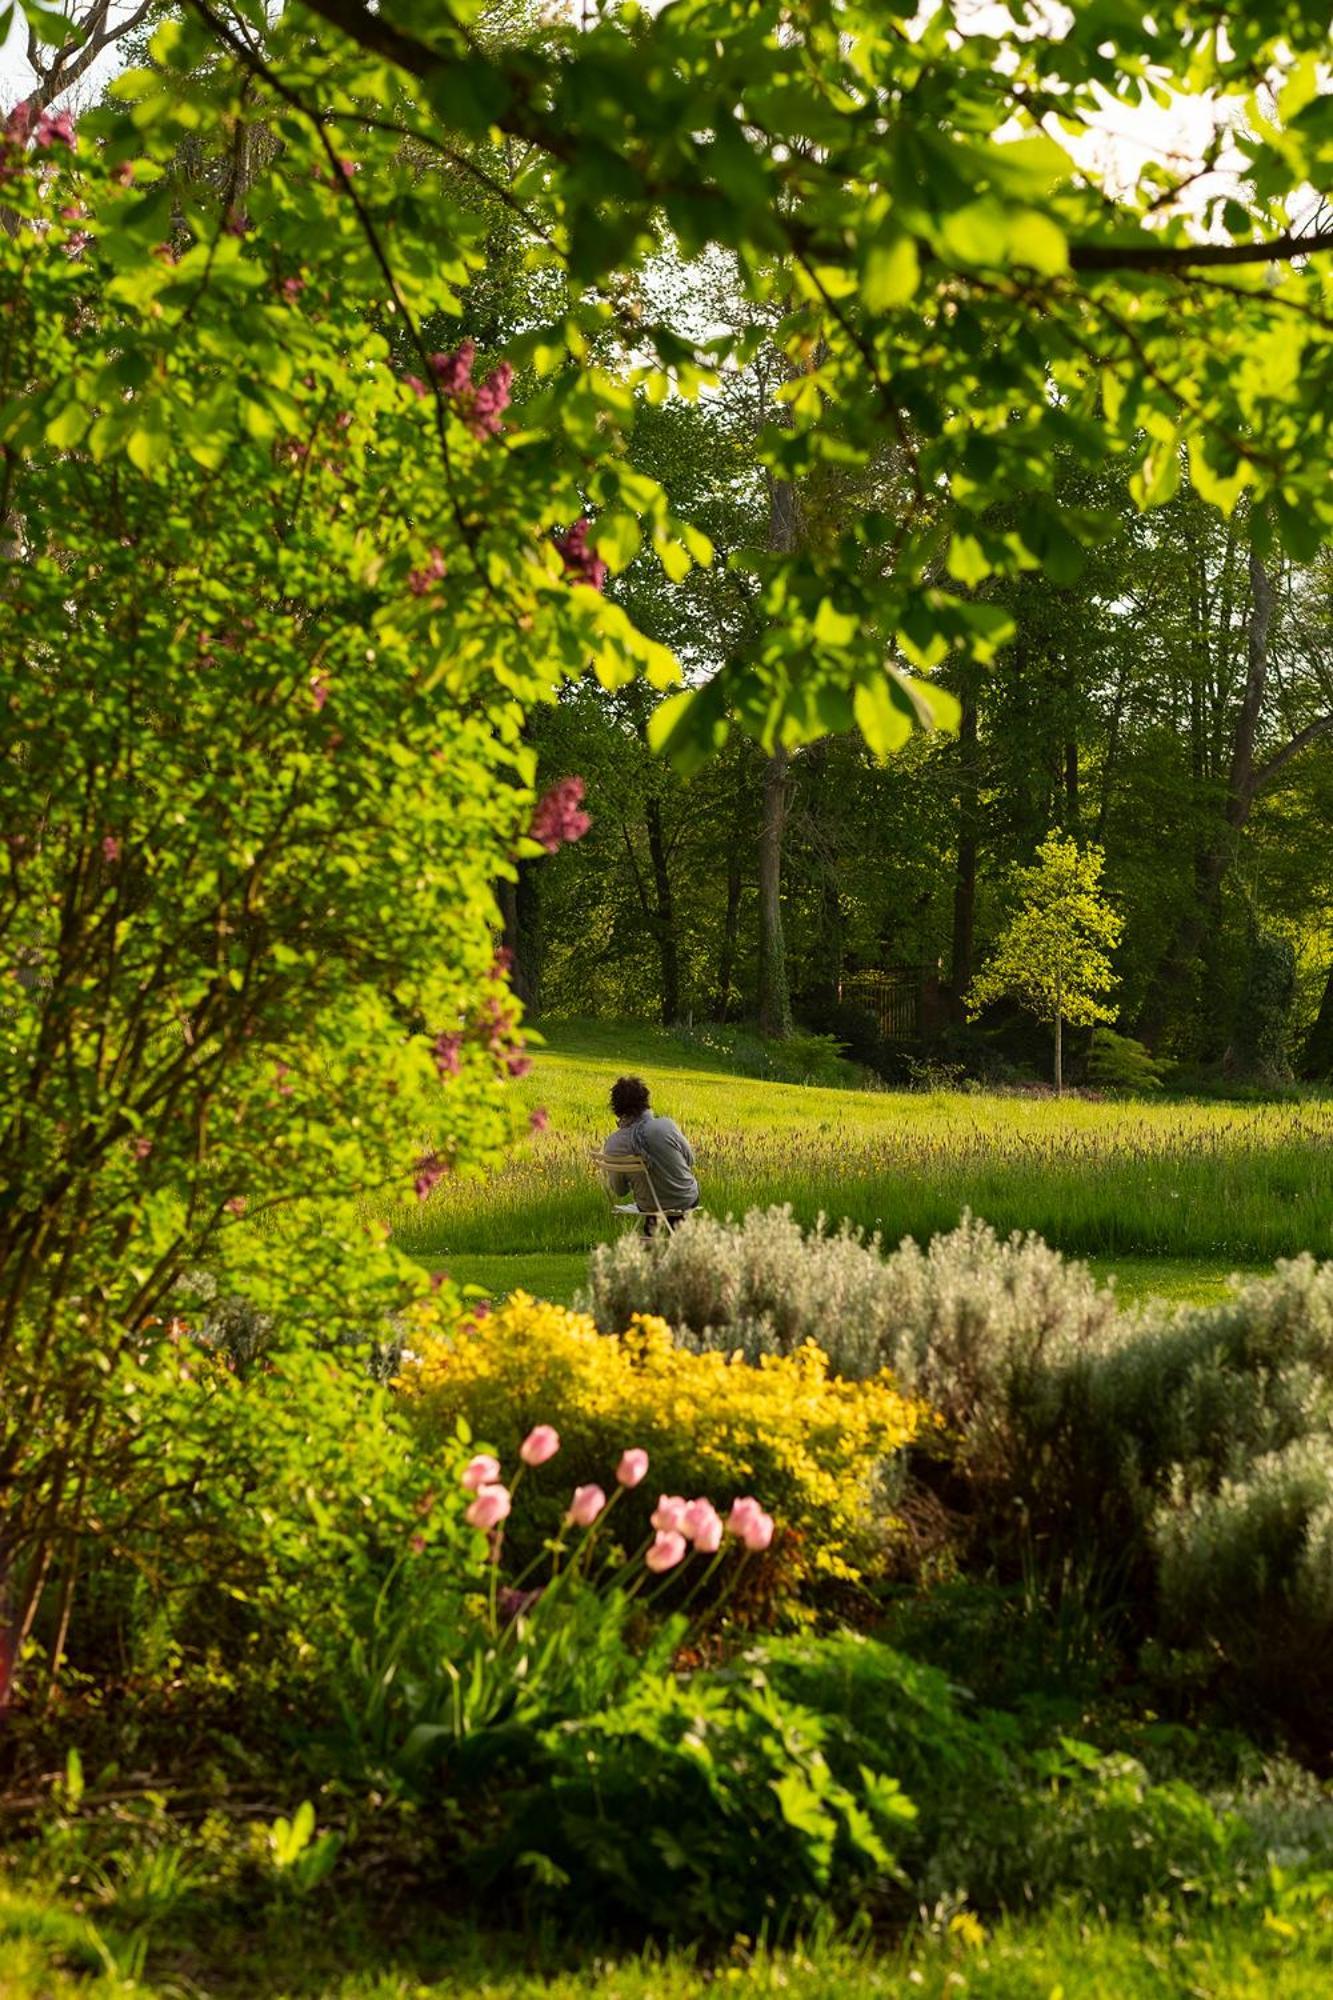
[610,1074,651,1120]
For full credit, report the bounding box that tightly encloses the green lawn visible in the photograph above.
[397,1019,1329,1305]
[442,1248,1266,1311]
[5,1892,1333,2000]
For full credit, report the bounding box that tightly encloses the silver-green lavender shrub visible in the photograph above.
[582,1205,1124,1427]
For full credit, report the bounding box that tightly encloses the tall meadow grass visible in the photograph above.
[389,1027,1333,1265]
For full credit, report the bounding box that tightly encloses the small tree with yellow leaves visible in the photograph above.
[967,835,1123,1094]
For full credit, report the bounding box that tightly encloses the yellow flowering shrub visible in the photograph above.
[402,1293,929,1593]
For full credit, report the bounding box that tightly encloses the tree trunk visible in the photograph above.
[644,795,681,1025]
[1054,968,1063,1095]
[1302,960,1333,1080]
[716,852,743,1021]
[950,682,979,1010]
[755,466,801,1040]
[757,745,792,1038]
[1138,552,1277,1047]
[497,868,539,1012]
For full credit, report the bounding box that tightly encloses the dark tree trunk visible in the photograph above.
[716,852,743,1021]
[1303,960,1333,1079]
[1064,737,1079,828]
[755,467,801,1040]
[950,683,979,1011]
[757,746,792,1038]
[644,795,681,1025]
[1138,553,1277,1047]
[497,867,540,1012]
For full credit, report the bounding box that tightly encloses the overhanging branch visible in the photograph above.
[1254,714,1333,793]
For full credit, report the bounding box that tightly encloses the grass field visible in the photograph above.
[393,1019,1332,1305]
[5,1893,1333,2000]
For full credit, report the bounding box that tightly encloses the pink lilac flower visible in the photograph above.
[273,1062,294,1098]
[529,1106,550,1135]
[130,1135,153,1161]
[651,1494,688,1534]
[408,1532,427,1556]
[566,1484,606,1529]
[492,946,513,976]
[432,1031,464,1079]
[520,1424,560,1467]
[646,1530,687,1574]
[282,275,305,301]
[462,1453,501,1492]
[101,835,121,862]
[413,1152,447,1200]
[4,103,32,147]
[429,340,475,395]
[310,676,329,711]
[529,776,591,853]
[682,1499,723,1553]
[113,161,135,187]
[468,360,513,437]
[224,1195,247,1217]
[616,1448,649,1489]
[403,373,428,398]
[465,1484,511,1530]
[35,107,76,150]
[63,230,90,259]
[428,1271,448,1293]
[553,518,608,591]
[408,547,446,596]
[505,1049,532,1079]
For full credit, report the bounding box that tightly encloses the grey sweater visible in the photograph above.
[603,1112,698,1213]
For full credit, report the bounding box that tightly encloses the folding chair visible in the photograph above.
[590,1149,685,1234]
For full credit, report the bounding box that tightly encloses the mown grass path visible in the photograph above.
[394,1020,1332,1303]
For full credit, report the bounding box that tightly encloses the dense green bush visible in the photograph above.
[1153,1438,1333,1725]
[60,1325,483,1692]
[1087,1027,1173,1093]
[473,1661,915,1937]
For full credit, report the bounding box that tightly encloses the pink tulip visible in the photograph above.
[461,1453,500,1492]
[727,1497,774,1549]
[651,1494,688,1534]
[616,1448,649,1489]
[520,1424,560,1467]
[566,1484,606,1529]
[742,1508,775,1552]
[645,1529,687,1573]
[465,1484,511,1531]
[682,1499,723,1553]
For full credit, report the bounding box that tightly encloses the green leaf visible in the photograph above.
[45,400,89,450]
[946,534,991,587]
[853,673,913,760]
[861,233,919,311]
[812,598,858,647]
[20,0,82,49]
[126,421,170,474]
[1007,210,1068,276]
[648,681,731,775]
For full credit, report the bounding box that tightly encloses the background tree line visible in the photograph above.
[513,398,1333,1081]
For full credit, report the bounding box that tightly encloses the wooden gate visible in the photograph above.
[840,967,935,1042]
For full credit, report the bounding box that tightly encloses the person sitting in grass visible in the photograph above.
[603,1073,699,1233]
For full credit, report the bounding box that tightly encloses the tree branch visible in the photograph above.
[1069,229,1333,274]
[1253,714,1333,793]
